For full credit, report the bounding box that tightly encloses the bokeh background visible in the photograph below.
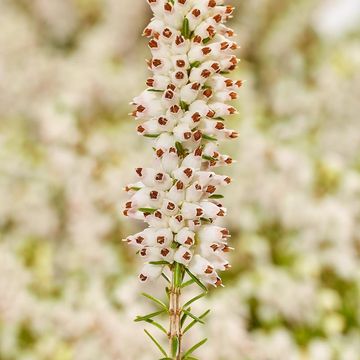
[1,0,360,359]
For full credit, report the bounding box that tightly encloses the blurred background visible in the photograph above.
[1,0,360,359]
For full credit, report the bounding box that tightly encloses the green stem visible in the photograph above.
[169,263,183,360]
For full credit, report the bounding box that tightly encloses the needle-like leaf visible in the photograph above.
[184,268,207,292]
[183,310,210,334]
[135,310,165,322]
[181,279,195,288]
[149,261,170,266]
[162,272,171,284]
[144,329,168,357]
[183,292,206,308]
[182,338,208,359]
[182,309,205,325]
[144,319,167,334]
[141,293,168,311]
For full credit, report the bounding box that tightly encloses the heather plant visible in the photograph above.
[123,0,242,358]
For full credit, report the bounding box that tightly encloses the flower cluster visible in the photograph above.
[124,0,241,287]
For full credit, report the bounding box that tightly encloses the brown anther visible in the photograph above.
[175,215,183,222]
[149,39,158,48]
[210,244,219,251]
[192,112,201,122]
[176,60,186,68]
[205,265,214,274]
[139,274,147,282]
[213,14,222,23]
[211,63,220,71]
[196,208,203,217]
[143,28,152,37]
[201,69,211,78]
[123,209,129,216]
[163,28,172,38]
[164,3,172,11]
[225,157,233,164]
[195,184,202,190]
[236,80,243,87]
[158,117,168,125]
[207,25,216,37]
[221,229,230,236]
[157,236,165,244]
[191,82,201,90]
[226,29,235,37]
[230,43,238,50]
[140,249,147,257]
[184,168,193,178]
[228,107,236,114]
[230,56,238,65]
[215,122,225,130]
[229,92,237,100]
[155,173,164,181]
[146,78,155,87]
[202,47,212,55]
[184,132,192,140]
[125,201,132,209]
[137,125,145,133]
[230,131,239,139]
[206,185,216,194]
[193,219,201,225]
[215,277,222,287]
[165,90,174,99]
[175,36,185,46]
[137,105,145,113]
[136,236,144,244]
[176,180,184,190]
[207,110,215,117]
[167,202,175,210]
[170,105,180,113]
[168,83,176,91]
[221,41,229,50]
[203,88,213,98]
[192,9,201,17]
[224,177,231,184]
[152,59,162,67]
[156,149,164,157]
[136,168,143,176]
[178,0,186,4]
[208,0,216,7]
[155,211,162,219]
[222,245,231,253]
[183,252,191,260]
[224,264,232,270]
[194,147,203,156]
[185,237,193,245]
[193,130,202,141]
[217,209,225,216]
[225,79,233,87]
[226,5,234,14]
[150,191,159,199]
[175,71,185,79]
[169,147,177,153]
[193,35,202,44]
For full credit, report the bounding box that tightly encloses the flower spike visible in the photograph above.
[123,1,242,358]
